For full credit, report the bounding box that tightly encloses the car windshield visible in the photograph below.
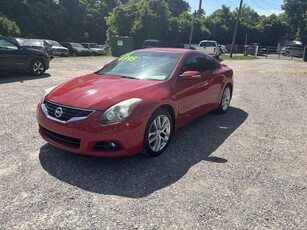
[88,43,99,48]
[97,51,182,81]
[71,43,84,48]
[23,39,43,46]
[46,40,61,46]
[143,41,159,48]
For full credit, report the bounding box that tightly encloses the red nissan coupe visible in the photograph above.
[37,48,233,157]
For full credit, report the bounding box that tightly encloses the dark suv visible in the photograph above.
[61,42,92,56]
[0,36,50,75]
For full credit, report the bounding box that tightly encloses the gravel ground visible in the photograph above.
[1,56,306,229]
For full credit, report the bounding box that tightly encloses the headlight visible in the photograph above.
[99,98,142,124]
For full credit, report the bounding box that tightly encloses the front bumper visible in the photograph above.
[54,50,69,56]
[37,103,147,157]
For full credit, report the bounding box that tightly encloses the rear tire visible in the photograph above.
[142,109,173,157]
[29,59,45,76]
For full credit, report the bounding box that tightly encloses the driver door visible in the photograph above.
[174,53,217,123]
[0,38,27,71]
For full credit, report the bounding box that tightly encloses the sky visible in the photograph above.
[187,0,284,16]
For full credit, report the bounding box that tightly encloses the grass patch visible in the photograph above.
[220,55,257,61]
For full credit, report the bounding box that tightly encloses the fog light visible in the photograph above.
[93,142,121,151]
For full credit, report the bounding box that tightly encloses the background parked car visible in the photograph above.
[81,43,106,55]
[13,37,26,46]
[281,45,304,57]
[142,39,167,48]
[218,44,227,54]
[22,39,54,58]
[0,36,50,75]
[194,40,220,59]
[61,42,92,56]
[45,40,69,57]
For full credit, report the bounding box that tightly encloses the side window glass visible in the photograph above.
[0,39,18,50]
[44,41,49,47]
[179,54,208,75]
[204,56,217,71]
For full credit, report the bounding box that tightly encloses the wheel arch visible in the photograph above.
[158,104,175,126]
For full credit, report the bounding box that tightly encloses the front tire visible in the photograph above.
[29,59,45,76]
[217,85,231,113]
[143,109,173,157]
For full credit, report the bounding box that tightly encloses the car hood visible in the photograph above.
[52,45,68,50]
[90,48,105,52]
[46,73,162,110]
[74,47,90,52]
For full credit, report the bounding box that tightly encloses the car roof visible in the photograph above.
[138,48,194,54]
[200,40,216,42]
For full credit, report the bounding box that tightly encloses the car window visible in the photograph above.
[46,40,61,46]
[200,41,216,47]
[89,43,98,48]
[43,41,50,47]
[204,55,218,71]
[0,39,18,50]
[23,40,43,46]
[71,43,83,48]
[179,54,217,75]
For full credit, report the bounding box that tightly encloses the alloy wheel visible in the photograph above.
[221,86,231,111]
[33,61,44,75]
[148,115,171,152]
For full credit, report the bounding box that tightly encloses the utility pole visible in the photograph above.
[189,11,197,48]
[189,0,202,48]
[230,0,243,58]
[198,0,202,19]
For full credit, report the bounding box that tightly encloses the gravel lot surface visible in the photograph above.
[1,56,306,229]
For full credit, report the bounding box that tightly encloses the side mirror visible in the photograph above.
[180,71,201,79]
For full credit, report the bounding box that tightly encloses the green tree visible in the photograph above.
[106,0,172,48]
[282,0,307,40]
[255,14,287,45]
[166,0,190,17]
[0,14,21,36]
[131,0,170,47]
[207,5,235,44]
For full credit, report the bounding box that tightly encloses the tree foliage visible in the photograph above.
[0,13,21,36]
[282,0,307,40]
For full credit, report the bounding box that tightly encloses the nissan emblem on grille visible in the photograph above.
[55,107,63,118]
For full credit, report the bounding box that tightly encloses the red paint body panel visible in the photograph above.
[37,48,233,157]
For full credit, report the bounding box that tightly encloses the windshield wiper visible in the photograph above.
[119,75,139,80]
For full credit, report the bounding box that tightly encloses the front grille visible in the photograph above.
[44,128,80,148]
[43,100,94,122]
